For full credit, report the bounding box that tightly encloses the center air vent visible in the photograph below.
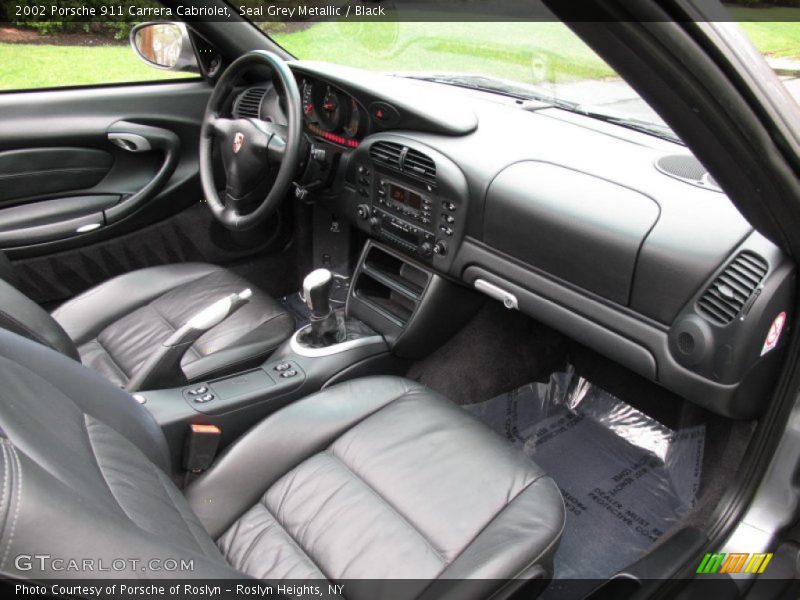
[655,154,722,193]
[404,148,436,185]
[370,141,403,170]
[370,141,436,185]
[697,251,768,325]
[234,87,267,119]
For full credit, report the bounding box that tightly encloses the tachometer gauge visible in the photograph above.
[301,79,316,120]
[317,85,344,132]
[343,98,362,138]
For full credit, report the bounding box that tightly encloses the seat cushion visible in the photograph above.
[187,377,565,596]
[51,263,294,386]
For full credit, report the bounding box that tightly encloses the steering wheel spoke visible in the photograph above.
[206,114,233,139]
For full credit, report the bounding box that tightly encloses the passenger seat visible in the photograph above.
[0,328,565,597]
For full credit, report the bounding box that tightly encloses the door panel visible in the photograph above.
[0,79,299,306]
[0,81,211,256]
[0,147,114,205]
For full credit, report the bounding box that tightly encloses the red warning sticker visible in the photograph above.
[761,311,787,356]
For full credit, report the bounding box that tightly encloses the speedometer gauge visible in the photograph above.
[317,85,344,132]
[343,99,362,138]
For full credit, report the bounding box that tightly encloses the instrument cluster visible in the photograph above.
[300,77,368,148]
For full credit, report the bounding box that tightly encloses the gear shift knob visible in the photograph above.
[303,268,333,318]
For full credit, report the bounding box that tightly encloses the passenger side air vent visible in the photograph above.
[234,87,267,119]
[655,154,722,193]
[370,141,404,170]
[403,148,436,185]
[697,252,768,325]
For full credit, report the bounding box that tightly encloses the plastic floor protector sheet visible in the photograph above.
[464,366,706,581]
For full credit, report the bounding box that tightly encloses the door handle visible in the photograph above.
[104,120,180,224]
[108,132,152,153]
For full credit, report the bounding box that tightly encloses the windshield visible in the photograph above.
[254,14,800,142]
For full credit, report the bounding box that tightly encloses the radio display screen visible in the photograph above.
[388,184,422,210]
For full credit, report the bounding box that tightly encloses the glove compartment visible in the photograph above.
[483,161,659,306]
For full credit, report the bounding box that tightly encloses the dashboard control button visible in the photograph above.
[442,213,455,224]
[188,386,208,395]
[442,201,456,212]
[194,393,215,403]
[274,362,291,372]
[439,225,453,236]
[433,241,448,256]
[280,369,298,378]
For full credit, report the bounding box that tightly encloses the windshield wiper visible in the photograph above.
[397,72,682,144]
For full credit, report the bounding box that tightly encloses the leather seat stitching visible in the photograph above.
[0,442,22,569]
[259,502,334,581]
[0,443,11,553]
[324,449,447,564]
[421,473,552,586]
[91,338,130,381]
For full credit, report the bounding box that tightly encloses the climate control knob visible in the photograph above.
[368,216,381,231]
[420,242,433,257]
[433,241,448,256]
[356,204,371,220]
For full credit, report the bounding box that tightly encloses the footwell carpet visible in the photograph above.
[465,368,705,582]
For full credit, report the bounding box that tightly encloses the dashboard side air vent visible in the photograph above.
[403,148,436,185]
[370,142,436,185]
[655,154,722,193]
[234,87,267,119]
[370,141,404,170]
[697,251,768,325]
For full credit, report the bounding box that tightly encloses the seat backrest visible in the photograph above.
[0,329,237,578]
[0,250,80,361]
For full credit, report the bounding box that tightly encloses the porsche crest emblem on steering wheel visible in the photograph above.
[233,132,245,154]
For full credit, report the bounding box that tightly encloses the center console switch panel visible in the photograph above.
[182,359,305,415]
[348,240,482,359]
[347,135,469,272]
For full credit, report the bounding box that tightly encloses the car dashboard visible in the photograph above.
[232,59,796,420]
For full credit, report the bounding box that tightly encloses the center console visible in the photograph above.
[346,135,469,272]
[139,235,482,476]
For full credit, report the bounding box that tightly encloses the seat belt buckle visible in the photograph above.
[183,423,221,474]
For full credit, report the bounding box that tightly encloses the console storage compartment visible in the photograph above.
[348,241,483,358]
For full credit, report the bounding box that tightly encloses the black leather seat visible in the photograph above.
[0,329,565,595]
[0,256,294,388]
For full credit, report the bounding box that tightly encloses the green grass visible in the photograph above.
[1,11,799,92]
[0,42,194,91]
[732,8,800,58]
[273,22,615,85]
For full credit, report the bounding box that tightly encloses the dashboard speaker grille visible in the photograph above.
[697,251,768,325]
[655,154,721,192]
[234,87,267,119]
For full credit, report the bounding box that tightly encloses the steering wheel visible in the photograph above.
[199,51,303,231]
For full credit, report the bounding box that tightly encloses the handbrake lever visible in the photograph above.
[125,288,252,392]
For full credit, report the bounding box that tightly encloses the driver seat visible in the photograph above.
[0,253,295,388]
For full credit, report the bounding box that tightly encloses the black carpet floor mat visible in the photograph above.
[464,367,705,583]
